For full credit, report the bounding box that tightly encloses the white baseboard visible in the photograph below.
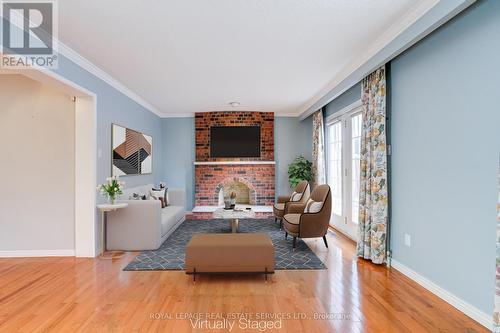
[391,260,491,330]
[0,249,75,257]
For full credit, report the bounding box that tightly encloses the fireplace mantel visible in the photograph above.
[194,161,276,166]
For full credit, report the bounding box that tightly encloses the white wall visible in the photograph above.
[0,75,76,254]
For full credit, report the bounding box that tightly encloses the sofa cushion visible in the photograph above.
[160,206,185,236]
[161,207,176,236]
[173,206,184,222]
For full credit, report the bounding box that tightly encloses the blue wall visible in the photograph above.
[390,0,500,315]
[324,83,361,118]
[275,116,312,195]
[53,56,163,191]
[161,117,196,209]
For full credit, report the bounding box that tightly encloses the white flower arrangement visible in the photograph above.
[97,175,124,204]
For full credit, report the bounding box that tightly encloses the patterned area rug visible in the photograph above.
[124,218,326,271]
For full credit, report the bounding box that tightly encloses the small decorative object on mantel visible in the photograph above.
[223,191,237,210]
[230,191,237,208]
[97,175,124,205]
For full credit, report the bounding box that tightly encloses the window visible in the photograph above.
[327,121,343,216]
[326,101,363,240]
[351,113,362,224]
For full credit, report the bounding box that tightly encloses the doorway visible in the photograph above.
[326,101,362,241]
[0,68,97,257]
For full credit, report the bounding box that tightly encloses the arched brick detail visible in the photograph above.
[195,164,275,206]
[213,177,257,205]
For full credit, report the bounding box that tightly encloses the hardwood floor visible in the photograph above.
[0,230,487,333]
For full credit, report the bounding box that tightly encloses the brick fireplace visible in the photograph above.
[193,111,275,219]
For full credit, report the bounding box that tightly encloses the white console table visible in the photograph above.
[97,203,128,259]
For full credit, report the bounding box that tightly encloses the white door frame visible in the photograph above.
[1,68,98,257]
[326,100,362,241]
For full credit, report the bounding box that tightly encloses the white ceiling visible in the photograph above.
[58,0,434,117]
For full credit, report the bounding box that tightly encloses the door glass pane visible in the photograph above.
[351,113,362,224]
[327,121,342,216]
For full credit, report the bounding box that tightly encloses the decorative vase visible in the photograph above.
[224,197,232,209]
[107,194,116,205]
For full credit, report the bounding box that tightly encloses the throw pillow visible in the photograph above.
[290,191,302,202]
[304,198,323,213]
[129,193,141,200]
[150,188,166,208]
[157,184,169,206]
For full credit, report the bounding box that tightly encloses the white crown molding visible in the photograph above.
[0,249,75,257]
[160,111,303,118]
[299,0,476,120]
[391,260,491,330]
[273,112,303,117]
[57,42,164,117]
[162,113,195,118]
[1,8,163,117]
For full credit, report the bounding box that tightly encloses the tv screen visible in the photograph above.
[210,126,261,158]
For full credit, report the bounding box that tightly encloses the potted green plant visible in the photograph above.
[287,156,313,188]
[97,175,124,204]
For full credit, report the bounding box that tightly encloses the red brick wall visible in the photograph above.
[195,164,275,206]
[195,111,274,161]
[194,111,275,208]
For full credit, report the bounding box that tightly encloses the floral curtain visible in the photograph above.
[356,67,388,264]
[494,160,500,332]
[312,109,326,187]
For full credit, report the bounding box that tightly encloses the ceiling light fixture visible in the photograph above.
[229,102,240,107]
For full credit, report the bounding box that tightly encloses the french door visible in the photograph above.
[326,104,363,241]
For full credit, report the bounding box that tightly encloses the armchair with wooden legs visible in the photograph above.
[282,184,331,248]
[273,180,310,229]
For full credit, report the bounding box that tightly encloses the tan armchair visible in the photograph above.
[282,184,331,248]
[273,180,310,229]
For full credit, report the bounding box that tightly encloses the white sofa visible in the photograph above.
[106,184,186,251]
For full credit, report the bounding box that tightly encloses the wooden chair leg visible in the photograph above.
[280,219,283,230]
[285,232,288,239]
[323,235,328,248]
[292,236,296,248]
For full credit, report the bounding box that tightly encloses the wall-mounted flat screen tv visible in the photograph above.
[210,126,261,158]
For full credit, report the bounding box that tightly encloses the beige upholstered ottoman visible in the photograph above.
[185,233,275,280]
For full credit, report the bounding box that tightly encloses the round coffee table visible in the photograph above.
[212,208,256,233]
